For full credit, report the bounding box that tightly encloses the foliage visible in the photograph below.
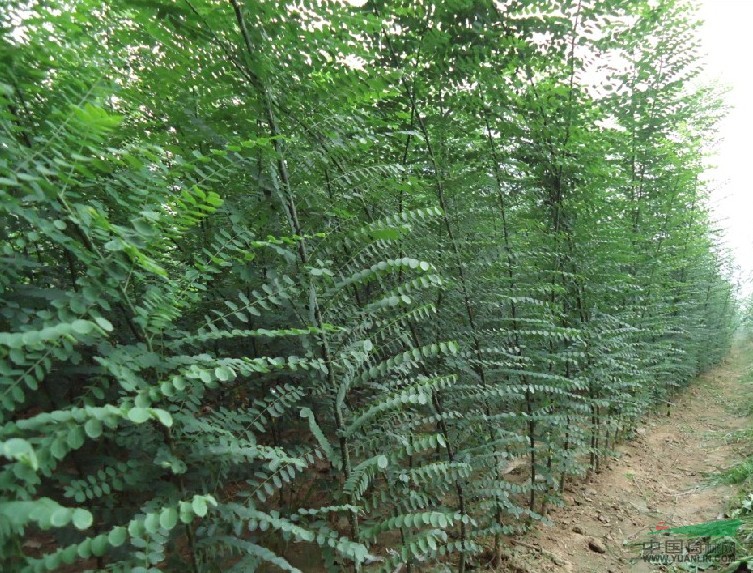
[652,519,744,538]
[0,0,736,571]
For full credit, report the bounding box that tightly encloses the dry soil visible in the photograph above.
[499,340,753,573]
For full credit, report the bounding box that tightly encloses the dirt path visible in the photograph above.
[502,340,753,573]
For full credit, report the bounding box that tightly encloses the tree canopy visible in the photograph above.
[0,0,736,571]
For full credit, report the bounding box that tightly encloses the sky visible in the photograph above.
[698,0,753,293]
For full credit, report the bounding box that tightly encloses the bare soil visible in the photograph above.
[499,340,753,573]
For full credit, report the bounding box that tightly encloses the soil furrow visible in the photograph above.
[502,340,753,572]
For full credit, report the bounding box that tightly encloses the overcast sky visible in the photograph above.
[698,0,753,292]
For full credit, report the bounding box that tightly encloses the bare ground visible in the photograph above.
[500,340,753,573]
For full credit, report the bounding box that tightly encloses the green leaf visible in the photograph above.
[0,438,38,469]
[144,512,160,534]
[126,408,151,424]
[192,497,208,517]
[72,508,93,530]
[159,507,178,530]
[214,365,235,382]
[151,409,173,427]
[109,526,128,547]
[50,508,71,528]
[94,317,114,332]
[91,534,108,556]
[71,320,94,335]
[84,419,103,439]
